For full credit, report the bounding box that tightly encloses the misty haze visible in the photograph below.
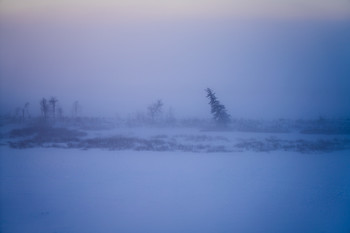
[1,1,350,233]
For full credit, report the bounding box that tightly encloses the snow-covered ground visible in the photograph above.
[2,123,350,152]
[1,121,350,233]
[1,146,350,233]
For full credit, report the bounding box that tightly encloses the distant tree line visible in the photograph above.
[10,88,232,128]
[40,97,61,120]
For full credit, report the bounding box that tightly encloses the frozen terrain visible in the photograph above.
[1,120,350,233]
[1,0,349,231]
[1,147,350,233]
[2,118,350,153]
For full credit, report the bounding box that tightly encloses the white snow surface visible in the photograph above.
[1,146,350,233]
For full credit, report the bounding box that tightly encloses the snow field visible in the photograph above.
[1,147,350,233]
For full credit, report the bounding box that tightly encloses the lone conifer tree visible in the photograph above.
[205,88,230,126]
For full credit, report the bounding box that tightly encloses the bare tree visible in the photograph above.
[49,97,58,119]
[148,99,163,122]
[40,98,49,120]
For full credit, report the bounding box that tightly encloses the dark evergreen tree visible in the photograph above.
[205,88,230,126]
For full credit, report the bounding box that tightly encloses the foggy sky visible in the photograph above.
[0,12,350,119]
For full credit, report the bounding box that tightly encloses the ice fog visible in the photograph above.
[1,17,350,119]
[1,11,350,233]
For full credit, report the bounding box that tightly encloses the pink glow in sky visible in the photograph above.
[0,0,350,118]
[1,0,350,20]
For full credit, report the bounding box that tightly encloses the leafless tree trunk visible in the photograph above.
[49,97,58,120]
[40,98,49,120]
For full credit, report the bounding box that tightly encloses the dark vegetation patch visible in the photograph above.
[235,137,350,153]
[77,136,174,151]
[4,122,350,153]
[7,130,350,153]
[174,134,229,142]
[8,126,87,149]
[301,128,350,135]
[7,132,230,152]
[74,136,230,152]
